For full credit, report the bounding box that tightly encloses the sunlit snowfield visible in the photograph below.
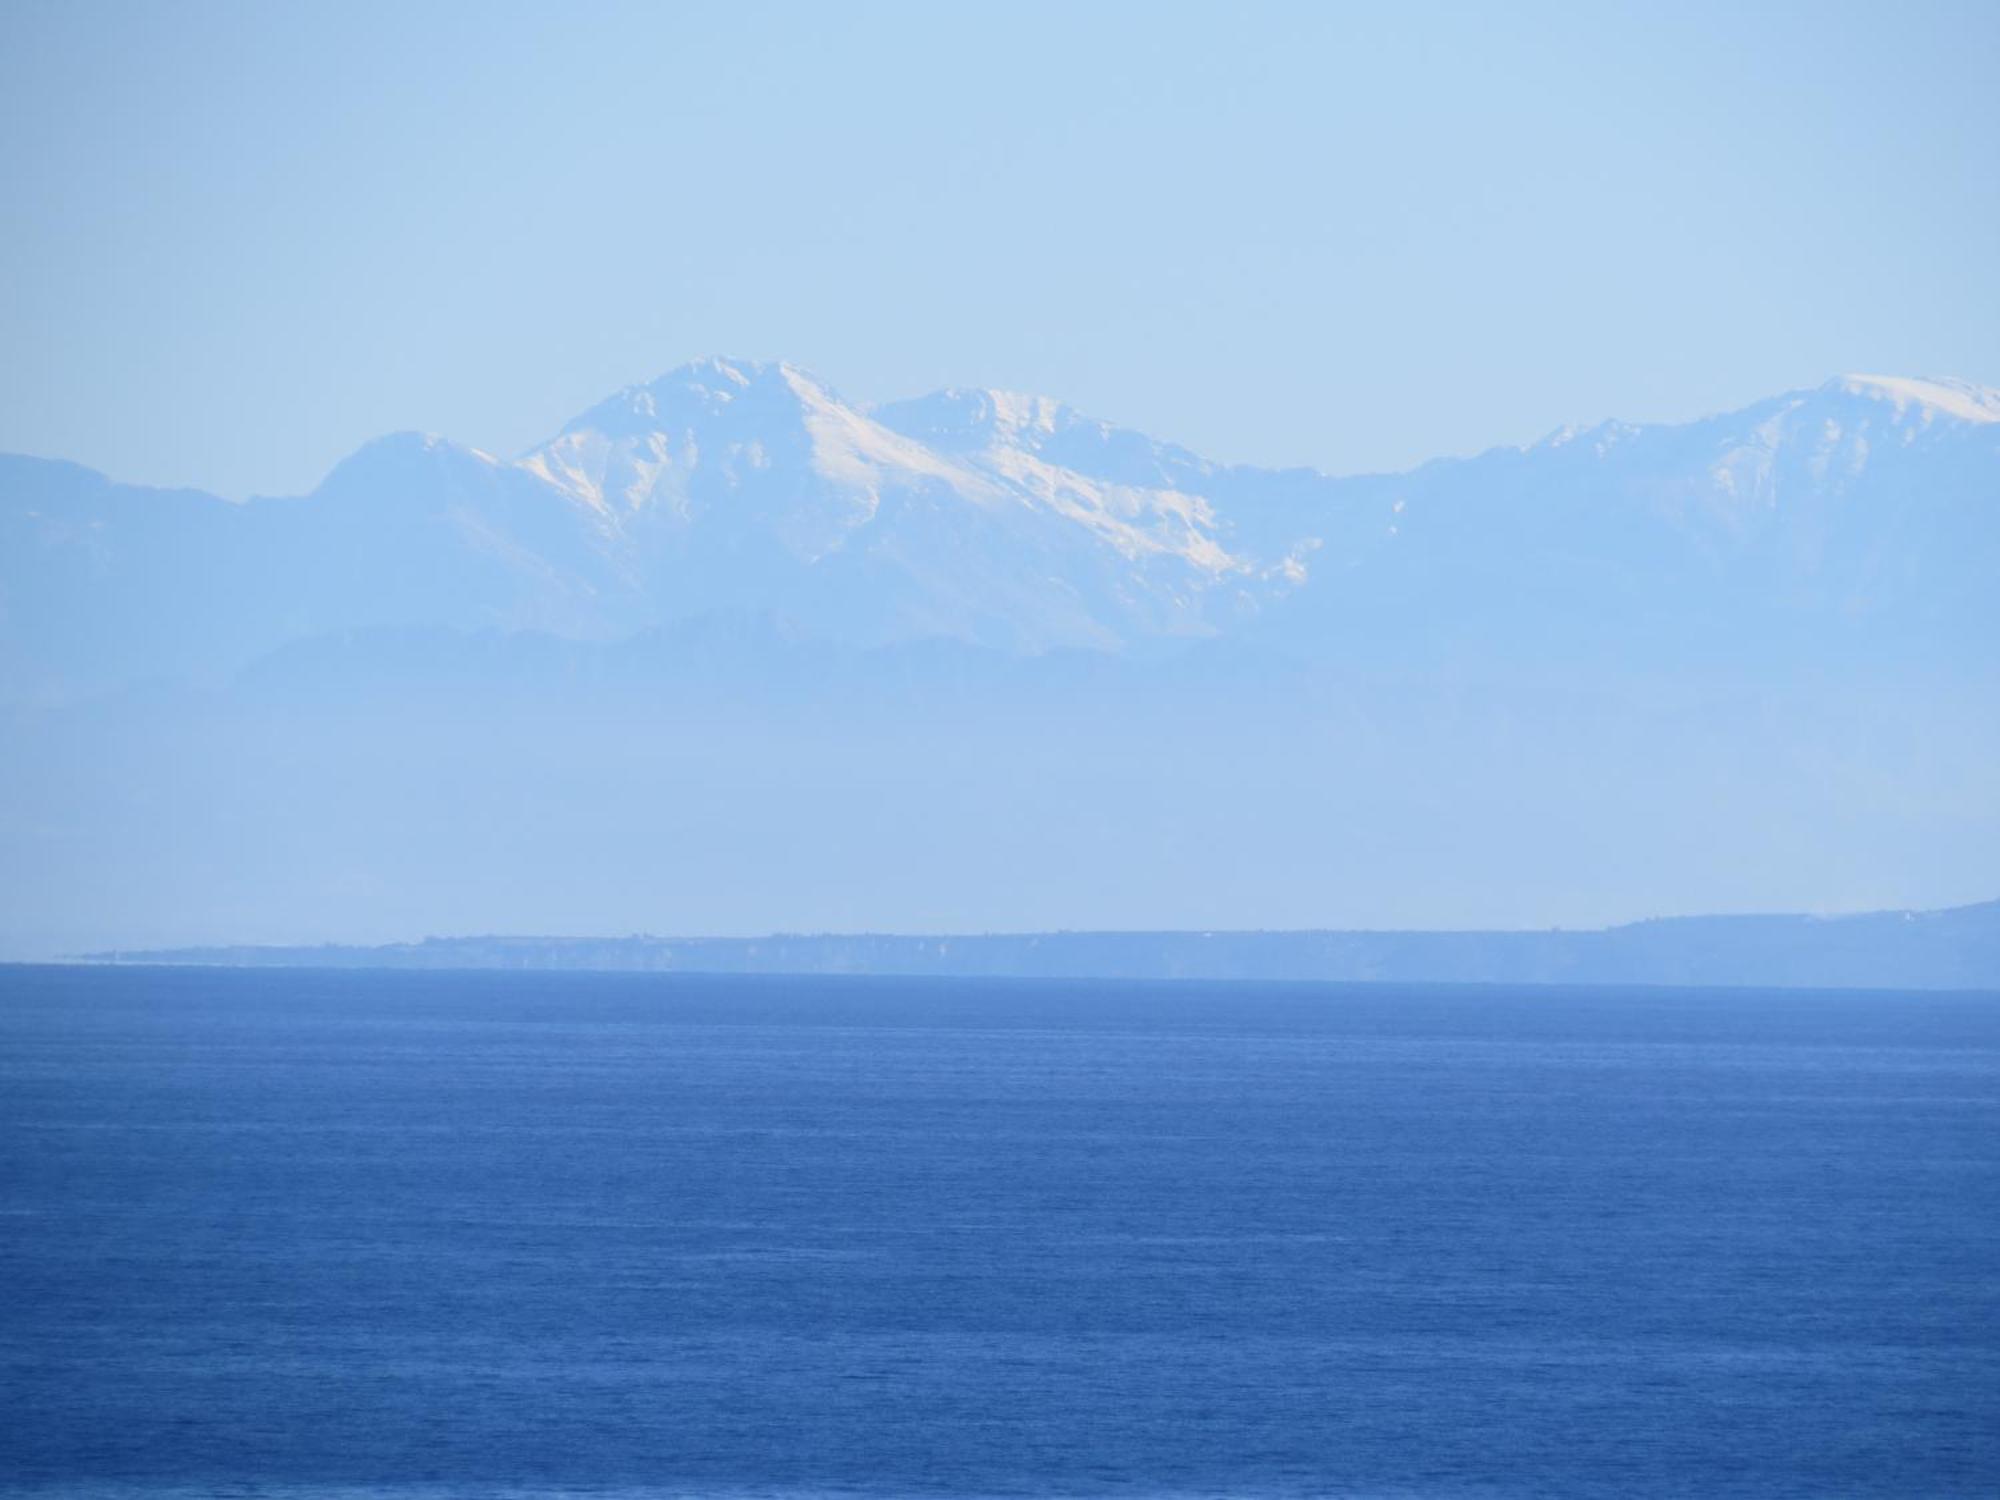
[2,966,1996,1497]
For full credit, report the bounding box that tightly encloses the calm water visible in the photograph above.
[1,966,1996,1498]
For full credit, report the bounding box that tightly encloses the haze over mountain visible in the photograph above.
[2,361,1996,956]
[7,359,1997,693]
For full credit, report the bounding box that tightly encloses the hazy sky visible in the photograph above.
[4,0,1996,498]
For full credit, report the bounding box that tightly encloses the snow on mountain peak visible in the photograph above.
[12,360,2000,672]
[869,387,1073,453]
[1826,374,2000,425]
[553,357,832,441]
[299,359,2000,653]
[496,359,1279,646]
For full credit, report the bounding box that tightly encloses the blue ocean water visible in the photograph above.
[1,966,1995,1498]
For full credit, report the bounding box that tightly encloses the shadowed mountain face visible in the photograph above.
[1,361,1996,954]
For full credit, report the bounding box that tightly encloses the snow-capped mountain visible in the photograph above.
[5,362,1997,954]
[510,357,1284,652]
[2,359,1996,695]
[1240,370,2000,671]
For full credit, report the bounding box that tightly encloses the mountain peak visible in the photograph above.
[555,357,846,443]
[316,430,501,494]
[870,387,1076,453]
[1824,373,2000,425]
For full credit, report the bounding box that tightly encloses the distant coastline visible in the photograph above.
[80,899,2000,991]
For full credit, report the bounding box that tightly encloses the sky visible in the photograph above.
[3,0,1997,499]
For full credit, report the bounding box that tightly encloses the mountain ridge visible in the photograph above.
[5,358,1997,695]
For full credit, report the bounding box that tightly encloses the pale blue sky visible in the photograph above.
[4,0,1995,498]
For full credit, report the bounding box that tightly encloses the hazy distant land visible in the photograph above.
[88,899,2000,991]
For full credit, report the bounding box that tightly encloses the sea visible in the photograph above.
[1,965,1995,1498]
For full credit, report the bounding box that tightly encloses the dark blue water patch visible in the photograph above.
[2,965,1996,1497]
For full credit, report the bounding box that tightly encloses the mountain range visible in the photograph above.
[6,360,1997,698]
[2,360,1995,958]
